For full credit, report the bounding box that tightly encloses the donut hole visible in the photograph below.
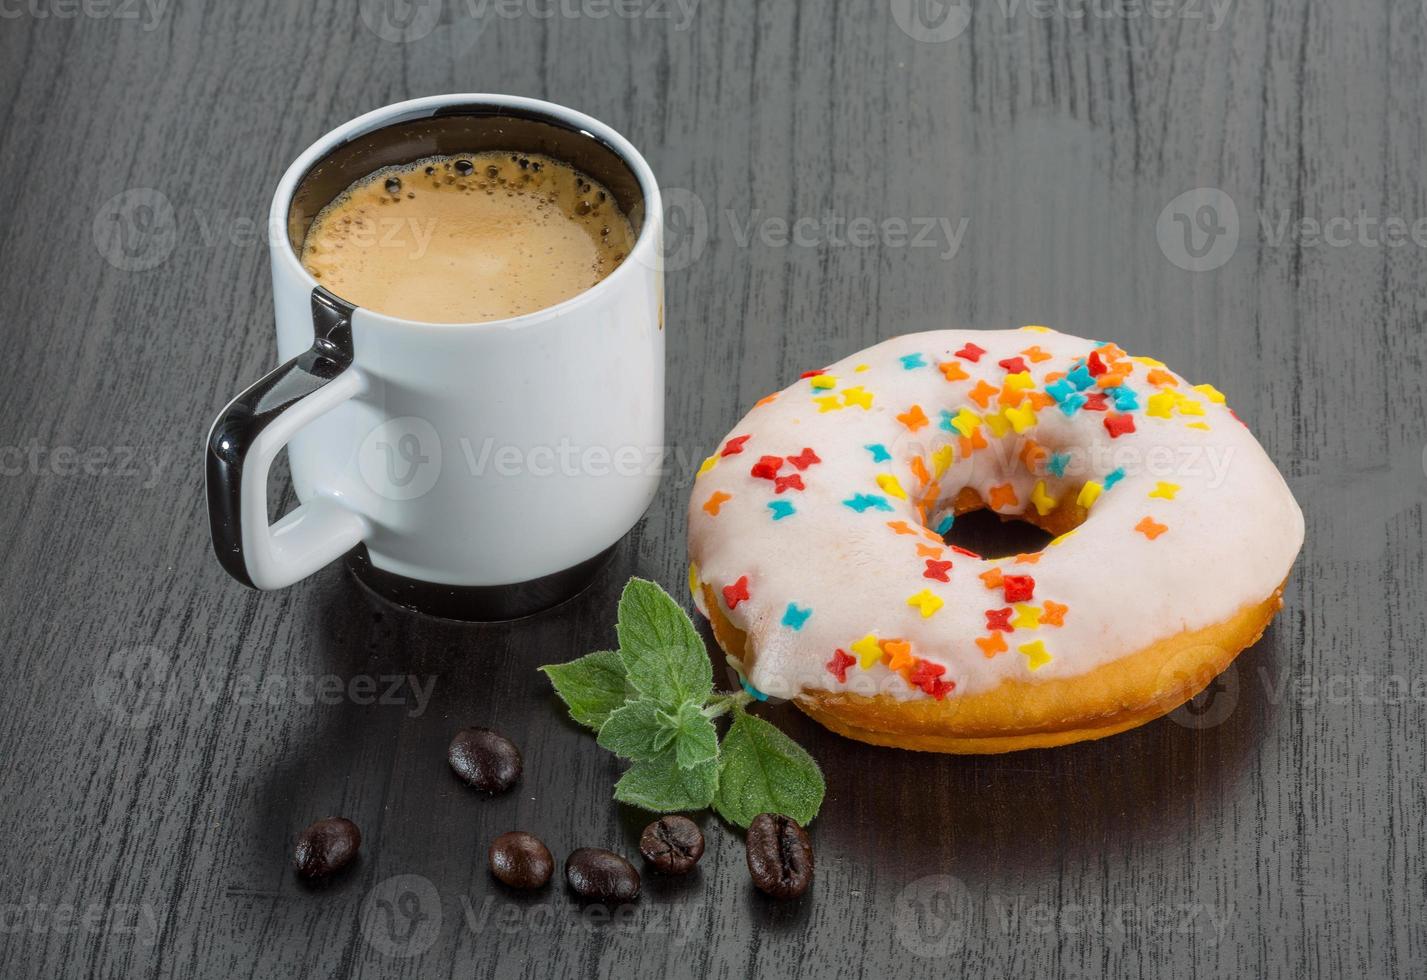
[940,507,1054,559]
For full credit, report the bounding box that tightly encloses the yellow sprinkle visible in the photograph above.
[1012,604,1042,630]
[876,473,908,500]
[1004,403,1037,434]
[1030,480,1057,517]
[931,444,955,477]
[687,562,701,602]
[851,633,883,670]
[1149,481,1181,500]
[843,386,874,409]
[1003,371,1035,391]
[1193,383,1226,404]
[814,395,844,413]
[950,409,981,437]
[906,589,944,618]
[809,374,837,389]
[1177,398,1205,416]
[1076,481,1103,510]
[1186,421,1211,430]
[1020,325,1051,333]
[1049,529,1078,547]
[1019,639,1052,670]
[1146,391,1177,418]
[984,412,1011,438]
[854,363,870,373]
[697,454,719,476]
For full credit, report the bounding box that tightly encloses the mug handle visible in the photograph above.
[206,290,371,590]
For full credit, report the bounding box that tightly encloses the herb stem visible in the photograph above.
[702,690,754,719]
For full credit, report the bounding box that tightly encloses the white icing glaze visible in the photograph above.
[686,328,1304,702]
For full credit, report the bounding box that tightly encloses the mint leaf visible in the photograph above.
[662,701,719,770]
[614,751,718,812]
[597,699,675,761]
[713,708,825,828]
[540,650,628,731]
[615,578,713,706]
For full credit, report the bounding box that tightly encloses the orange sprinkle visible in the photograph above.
[1020,439,1046,472]
[909,456,930,486]
[1146,369,1178,387]
[1043,370,1066,384]
[979,567,1004,590]
[958,429,988,456]
[1135,516,1169,540]
[1020,345,1052,363]
[976,633,1008,657]
[882,639,914,672]
[1026,391,1056,411]
[916,543,944,558]
[1041,599,1069,626]
[968,380,999,408]
[1095,371,1128,389]
[1013,552,1041,565]
[754,393,778,407]
[897,404,929,431]
[702,491,732,516]
[887,520,919,536]
[919,481,940,511]
[997,386,1026,407]
[988,483,1018,511]
[938,361,969,382]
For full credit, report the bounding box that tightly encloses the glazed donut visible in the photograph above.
[686,327,1303,753]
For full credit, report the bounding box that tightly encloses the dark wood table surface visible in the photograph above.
[3,0,1425,976]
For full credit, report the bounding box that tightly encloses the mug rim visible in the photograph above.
[267,94,662,331]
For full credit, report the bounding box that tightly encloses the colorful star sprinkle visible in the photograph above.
[1149,481,1181,500]
[703,491,732,515]
[985,608,1014,632]
[923,559,953,582]
[720,434,750,457]
[955,342,985,362]
[788,447,822,470]
[906,589,944,618]
[1104,413,1136,438]
[897,404,929,431]
[825,648,856,682]
[1135,516,1168,540]
[1019,639,1052,671]
[976,633,1008,657]
[767,500,796,520]
[750,455,782,480]
[773,473,804,493]
[900,353,928,370]
[843,493,893,513]
[850,633,883,669]
[782,603,812,630]
[723,576,750,609]
[865,443,892,463]
[1002,575,1035,603]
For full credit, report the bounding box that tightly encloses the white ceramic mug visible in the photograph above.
[206,95,664,619]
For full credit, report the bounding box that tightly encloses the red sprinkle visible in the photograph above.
[722,576,750,609]
[787,447,821,470]
[773,473,805,494]
[1082,392,1108,412]
[923,559,953,582]
[955,343,986,362]
[799,369,826,379]
[1104,413,1136,439]
[950,544,982,559]
[750,455,783,480]
[1087,350,1108,377]
[826,649,856,683]
[720,435,751,457]
[997,356,1028,374]
[985,608,1014,632]
[1002,575,1035,603]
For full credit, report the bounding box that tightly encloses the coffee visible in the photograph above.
[301,151,636,323]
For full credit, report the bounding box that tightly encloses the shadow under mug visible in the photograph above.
[205,95,664,620]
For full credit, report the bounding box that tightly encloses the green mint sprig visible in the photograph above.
[540,577,824,828]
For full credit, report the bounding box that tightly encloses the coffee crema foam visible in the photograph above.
[300,152,636,323]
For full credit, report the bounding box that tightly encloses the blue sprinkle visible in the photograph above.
[1067,365,1095,391]
[740,677,770,701]
[864,443,892,463]
[1104,467,1126,490]
[899,352,928,370]
[1047,452,1071,478]
[1046,378,1077,404]
[1110,386,1139,411]
[938,409,957,432]
[767,500,796,520]
[1057,392,1087,416]
[782,603,812,630]
[843,493,893,513]
[934,513,955,535]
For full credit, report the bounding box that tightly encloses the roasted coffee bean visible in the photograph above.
[293,817,361,879]
[488,831,554,890]
[448,727,522,793]
[745,813,813,899]
[639,816,704,875]
[565,848,640,902]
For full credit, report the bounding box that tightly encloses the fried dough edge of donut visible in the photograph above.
[701,581,1286,755]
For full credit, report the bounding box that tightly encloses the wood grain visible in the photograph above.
[0,0,1423,976]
